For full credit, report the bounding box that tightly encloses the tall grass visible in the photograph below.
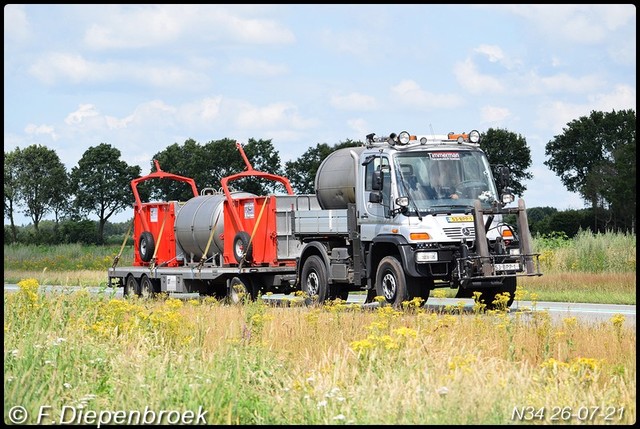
[533,230,636,274]
[4,282,636,425]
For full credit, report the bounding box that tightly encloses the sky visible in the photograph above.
[4,4,637,226]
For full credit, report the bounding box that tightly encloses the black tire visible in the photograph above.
[477,277,517,310]
[228,276,257,304]
[124,275,139,298]
[301,255,328,305]
[329,288,349,302]
[139,231,155,262]
[139,275,157,298]
[233,231,253,264]
[364,288,378,304]
[406,275,431,306]
[375,256,409,308]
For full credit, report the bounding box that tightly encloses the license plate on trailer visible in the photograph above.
[494,263,520,271]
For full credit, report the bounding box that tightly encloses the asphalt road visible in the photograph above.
[4,284,636,329]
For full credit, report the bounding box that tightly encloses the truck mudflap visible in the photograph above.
[456,198,542,286]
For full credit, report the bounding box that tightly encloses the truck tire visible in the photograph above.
[301,255,328,305]
[139,231,155,262]
[406,276,431,306]
[329,288,349,302]
[139,275,157,298]
[228,276,257,304]
[124,275,139,298]
[233,231,253,264]
[477,277,517,310]
[375,256,409,308]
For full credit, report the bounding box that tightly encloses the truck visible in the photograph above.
[108,130,542,309]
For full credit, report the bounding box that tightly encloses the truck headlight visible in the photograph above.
[398,131,411,145]
[415,251,438,263]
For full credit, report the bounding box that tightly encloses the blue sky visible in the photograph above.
[4,4,636,226]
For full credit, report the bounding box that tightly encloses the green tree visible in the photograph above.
[479,128,533,197]
[284,139,362,194]
[544,109,636,232]
[70,143,141,243]
[12,145,68,232]
[4,148,22,242]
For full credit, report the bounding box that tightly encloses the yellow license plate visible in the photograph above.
[447,215,473,223]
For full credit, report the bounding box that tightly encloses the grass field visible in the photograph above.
[4,280,636,425]
[3,231,636,424]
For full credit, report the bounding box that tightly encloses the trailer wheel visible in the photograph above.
[139,275,157,298]
[124,275,139,298]
[301,255,328,305]
[228,276,257,304]
[233,231,253,264]
[375,256,409,308]
[139,231,155,262]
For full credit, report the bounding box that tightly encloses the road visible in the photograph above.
[4,284,636,329]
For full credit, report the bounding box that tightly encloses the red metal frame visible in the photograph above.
[221,142,295,266]
[130,160,199,234]
[130,160,199,266]
[220,142,294,234]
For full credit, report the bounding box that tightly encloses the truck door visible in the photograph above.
[360,156,391,241]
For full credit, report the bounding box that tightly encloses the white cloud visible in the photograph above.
[3,4,31,43]
[497,4,635,44]
[534,84,636,135]
[235,101,318,130]
[347,118,370,138]
[28,52,210,89]
[474,44,505,63]
[24,124,58,141]
[65,104,100,125]
[226,58,289,77]
[480,106,511,125]
[83,5,295,49]
[330,93,378,111]
[390,80,465,109]
[453,58,504,95]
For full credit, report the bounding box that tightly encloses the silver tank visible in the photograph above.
[314,146,365,209]
[175,192,254,259]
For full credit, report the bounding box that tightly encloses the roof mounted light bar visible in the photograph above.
[366,130,481,147]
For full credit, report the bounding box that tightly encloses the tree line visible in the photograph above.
[4,109,635,245]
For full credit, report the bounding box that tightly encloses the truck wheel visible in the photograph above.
[375,256,409,308]
[406,276,431,306]
[228,276,257,304]
[124,275,139,298]
[329,288,349,301]
[139,275,157,298]
[233,231,253,264]
[301,255,328,305]
[139,231,155,262]
[477,277,516,310]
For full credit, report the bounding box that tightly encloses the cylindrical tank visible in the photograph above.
[174,192,254,259]
[314,146,365,209]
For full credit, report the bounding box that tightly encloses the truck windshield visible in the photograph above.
[395,150,498,213]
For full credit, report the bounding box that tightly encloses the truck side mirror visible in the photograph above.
[369,192,382,203]
[497,165,510,189]
[372,169,383,191]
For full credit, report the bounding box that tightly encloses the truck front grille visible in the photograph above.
[443,226,475,241]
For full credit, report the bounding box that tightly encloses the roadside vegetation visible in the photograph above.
[4,279,635,424]
[4,230,636,305]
